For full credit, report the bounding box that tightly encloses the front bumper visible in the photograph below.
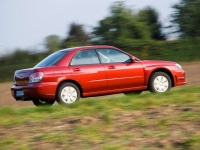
[173,70,186,86]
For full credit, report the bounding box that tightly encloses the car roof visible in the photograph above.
[60,45,117,52]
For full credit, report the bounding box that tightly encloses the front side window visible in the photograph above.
[71,49,100,65]
[34,50,69,68]
[96,48,131,63]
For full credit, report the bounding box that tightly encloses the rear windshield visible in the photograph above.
[34,51,69,68]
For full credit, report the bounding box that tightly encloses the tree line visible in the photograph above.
[46,2,166,53]
[1,0,200,82]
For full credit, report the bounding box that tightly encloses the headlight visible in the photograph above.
[175,63,182,70]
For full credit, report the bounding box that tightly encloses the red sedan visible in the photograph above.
[11,46,186,106]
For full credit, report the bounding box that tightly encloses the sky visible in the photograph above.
[0,0,180,55]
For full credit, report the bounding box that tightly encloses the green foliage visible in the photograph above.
[143,130,153,136]
[157,117,171,128]
[122,38,200,62]
[102,145,125,150]
[184,135,200,149]
[0,49,48,82]
[62,23,91,48]
[1,36,200,83]
[136,118,148,127]
[170,0,200,37]
[17,145,32,150]
[138,6,165,40]
[93,1,152,47]
[35,132,68,143]
[44,35,61,53]
[0,138,15,149]
[100,111,112,124]
[0,106,14,115]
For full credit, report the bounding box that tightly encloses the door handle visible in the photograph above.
[74,68,81,72]
[108,66,115,69]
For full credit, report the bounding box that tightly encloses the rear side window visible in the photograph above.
[34,51,68,68]
[71,50,100,65]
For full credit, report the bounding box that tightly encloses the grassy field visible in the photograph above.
[0,86,200,149]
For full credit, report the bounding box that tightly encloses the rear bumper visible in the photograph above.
[11,82,57,101]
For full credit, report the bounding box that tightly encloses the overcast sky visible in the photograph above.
[0,0,180,54]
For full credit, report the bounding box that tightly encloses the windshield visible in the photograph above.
[34,51,69,68]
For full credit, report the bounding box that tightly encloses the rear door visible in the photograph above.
[96,48,144,91]
[69,49,107,93]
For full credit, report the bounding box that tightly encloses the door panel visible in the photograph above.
[69,49,107,93]
[103,62,144,90]
[69,65,107,93]
[96,48,144,90]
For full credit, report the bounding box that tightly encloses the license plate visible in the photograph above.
[16,90,24,96]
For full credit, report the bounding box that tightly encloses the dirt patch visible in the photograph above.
[181,62,200,85]
[1,105,200,149]
[0,62,199,108]
[0,82,33,108]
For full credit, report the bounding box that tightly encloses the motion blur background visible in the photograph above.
[0,0,200,82]
[1,1,200,149]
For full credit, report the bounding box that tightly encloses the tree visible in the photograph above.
[138,7,165,40]
[92,2,151,47]
[170,0,200,37]
[62,23,91,48]
[44,35,61,53]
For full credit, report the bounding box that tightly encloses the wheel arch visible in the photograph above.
[147,68,174,89]
[56,79,83,97]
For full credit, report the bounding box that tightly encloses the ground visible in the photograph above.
[0,62,200,149]
[0,62,199,108]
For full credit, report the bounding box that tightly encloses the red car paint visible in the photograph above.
[11,45,186,102]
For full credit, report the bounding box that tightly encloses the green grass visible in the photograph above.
[0,138,15,149]
[0,86,200,149]
[0,86,200,127]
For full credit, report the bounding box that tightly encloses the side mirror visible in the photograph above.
[131,56,139,62]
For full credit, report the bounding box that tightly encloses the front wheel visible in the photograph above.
[148,72,172,93]
[32,99,55,107]
[56,82,80,105]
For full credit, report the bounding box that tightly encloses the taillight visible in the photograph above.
[29,72,44,83]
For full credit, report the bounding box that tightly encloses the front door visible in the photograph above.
[96,48,144,90]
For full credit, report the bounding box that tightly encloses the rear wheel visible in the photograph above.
[56,82,80,105]
[148,72,172,93]
[32,98,55,107]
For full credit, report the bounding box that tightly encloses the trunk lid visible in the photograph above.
[14,68,35,86]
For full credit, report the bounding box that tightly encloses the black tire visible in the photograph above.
[148,72,172,93]
[56,82,80,105]
[124,91,143,96]
[32,98,55,107]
